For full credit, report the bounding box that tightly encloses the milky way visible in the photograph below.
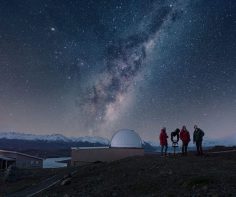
[0,0,235,141]
[81,1,187,132]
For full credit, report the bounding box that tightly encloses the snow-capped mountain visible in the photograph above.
[0,132,234,158]
[0,132,234,147]
[70,136,110,145]
[0,132,110,145]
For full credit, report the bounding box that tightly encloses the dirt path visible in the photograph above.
[6,169,77,197]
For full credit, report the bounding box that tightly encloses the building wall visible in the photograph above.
[0,151,43,169]
[71,147,144,166]
[15,155,43,169]
[0,159,16,170]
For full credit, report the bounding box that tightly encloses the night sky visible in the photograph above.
[0,0,235,141]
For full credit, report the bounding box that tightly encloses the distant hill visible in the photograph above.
[0,132,235,158]
[0,132,159,157]
[0,138,109,158]
[0,132,111,158]
[0,132,110,144]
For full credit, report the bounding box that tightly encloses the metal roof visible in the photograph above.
[0,150,43,160]
[0,156,16,161]
[72,146,109,150]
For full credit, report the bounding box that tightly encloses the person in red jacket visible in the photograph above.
[180,126,191,155]
[159,127,168,156]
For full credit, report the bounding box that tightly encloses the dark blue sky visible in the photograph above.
[0,0,235,141]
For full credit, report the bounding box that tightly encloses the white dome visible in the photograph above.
[110,129,142,148]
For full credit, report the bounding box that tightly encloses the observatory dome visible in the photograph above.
[110,129,143,148]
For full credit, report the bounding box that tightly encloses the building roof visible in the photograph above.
[0,156,16,161]
[0,150,43,160]
[72,146,109,150]
[110,129,143,148]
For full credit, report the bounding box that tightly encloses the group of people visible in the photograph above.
[159,125,205,156]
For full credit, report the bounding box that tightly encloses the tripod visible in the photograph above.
[172,140,178,155]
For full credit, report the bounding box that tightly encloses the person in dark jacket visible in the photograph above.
[180,126,190,155]
[193,125,205,155]
[159,127,168,156]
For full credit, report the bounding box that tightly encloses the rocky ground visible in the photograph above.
[39,150,236,197]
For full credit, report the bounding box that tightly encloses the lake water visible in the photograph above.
[43,157,71,168]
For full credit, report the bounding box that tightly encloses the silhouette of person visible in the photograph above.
[193,125,205,155]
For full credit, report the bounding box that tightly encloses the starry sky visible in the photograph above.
[0,0,235,142]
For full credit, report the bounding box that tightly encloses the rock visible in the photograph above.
[191,185,197,191]
[202,185,208,191]
[122,173,127,177]
[159,169,173,176]
[168,170,173,175]
[96,176,102,181]
[111,192,118,197]
[61,178,72,186]
[63,173,72,179]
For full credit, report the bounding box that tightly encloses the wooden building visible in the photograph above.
[0,156,16,170]
[0,150,43,169]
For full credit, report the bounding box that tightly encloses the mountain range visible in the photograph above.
[0,132,235,158]
[0,132,110,144]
